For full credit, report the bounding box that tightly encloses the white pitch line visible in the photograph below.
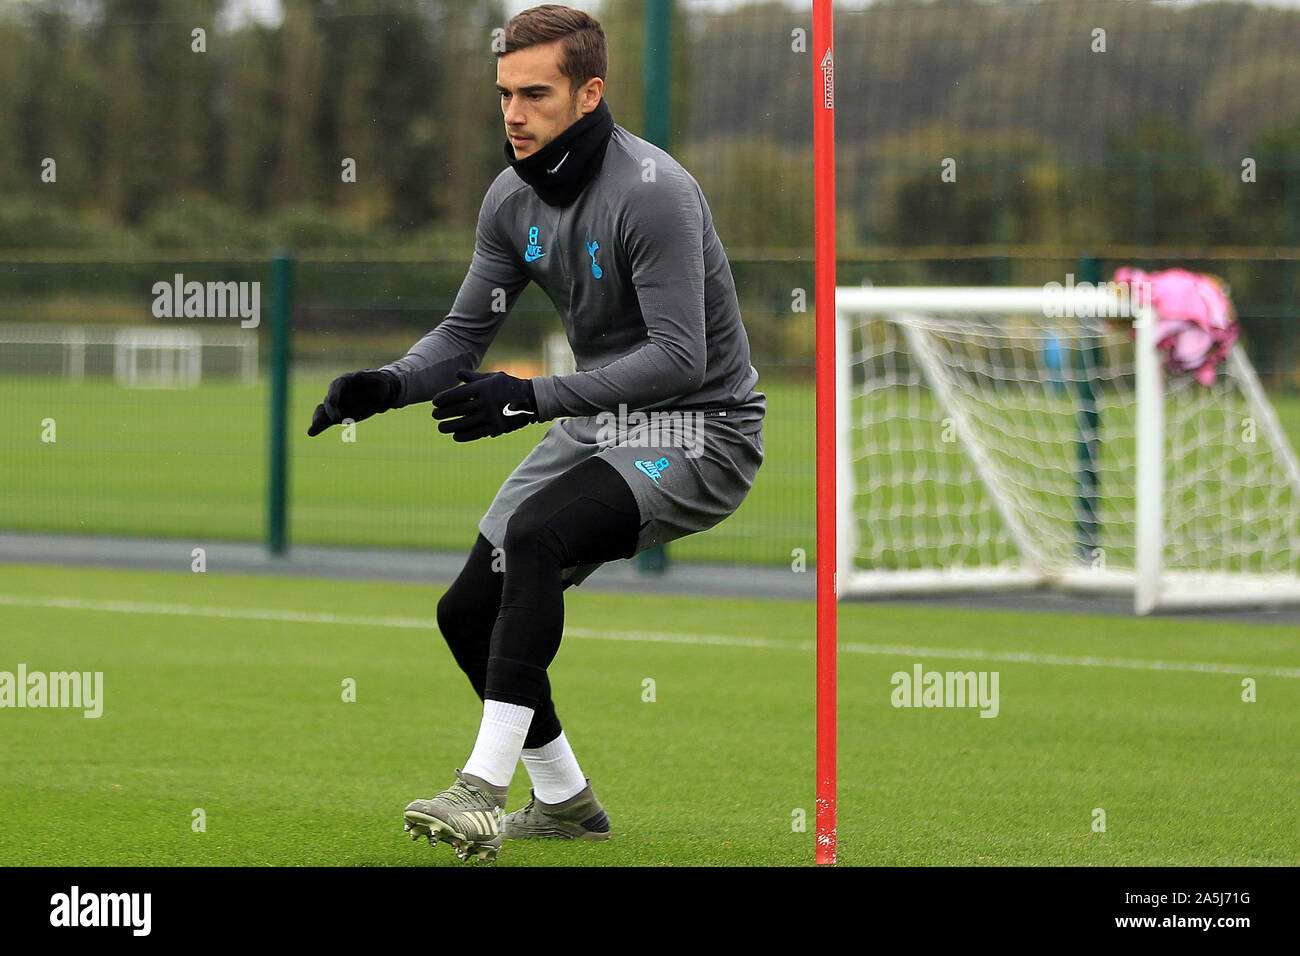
[1,593,1296,679]
[0,593,439,631]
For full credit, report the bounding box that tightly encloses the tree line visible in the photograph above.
[0,0,1296,254]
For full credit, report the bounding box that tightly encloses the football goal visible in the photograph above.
[0,323,258,387]
[836,286,1300,614]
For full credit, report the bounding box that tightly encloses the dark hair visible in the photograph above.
[499,4,607,95]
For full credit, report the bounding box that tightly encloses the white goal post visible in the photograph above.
[113,327,204,388]
[0,323,258,387]
[836,286,1300,614]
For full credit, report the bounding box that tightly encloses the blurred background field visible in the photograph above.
[0,374,812,563]
[4,371,1298,569]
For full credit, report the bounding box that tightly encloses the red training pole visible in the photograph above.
[812,0,838,866]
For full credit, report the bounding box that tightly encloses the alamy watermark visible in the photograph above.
[152,273,260,328]
[0,665,103,718]
[595,403,707,458]
[1041,273,1152,320]
[50,886,150,936]
[890,664,999,718]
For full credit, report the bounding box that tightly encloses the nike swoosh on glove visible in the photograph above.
[432,369,543,442]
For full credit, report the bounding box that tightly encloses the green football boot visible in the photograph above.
[403,770,508,862]
[502,780,611,841]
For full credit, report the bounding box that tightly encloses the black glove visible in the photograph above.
[432,369,540,442]
[307,369,401,436]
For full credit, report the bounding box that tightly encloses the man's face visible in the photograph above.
[497,40,600,159]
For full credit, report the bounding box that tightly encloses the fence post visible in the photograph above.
[1285,159,1298,390]
[1136,150,1154,250]
[268,251,294,557]
[638,0,673,575]
[1074,254,1102,562]
[644,0,672,150]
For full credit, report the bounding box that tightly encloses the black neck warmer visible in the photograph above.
[505,98,615,207]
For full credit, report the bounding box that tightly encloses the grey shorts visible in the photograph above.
[478,408,764,585]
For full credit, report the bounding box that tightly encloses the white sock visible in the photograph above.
[462,700,534,789]
[522,731,588,804]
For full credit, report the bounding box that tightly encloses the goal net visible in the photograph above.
[836,286,1300,614]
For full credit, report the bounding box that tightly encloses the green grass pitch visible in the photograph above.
[1,564,1296,866]
[4,374,1298,571]
[0,375,812,566]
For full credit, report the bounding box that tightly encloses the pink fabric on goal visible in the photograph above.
[1113,267,1240,386]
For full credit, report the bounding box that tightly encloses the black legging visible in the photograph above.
[435,456,642,750]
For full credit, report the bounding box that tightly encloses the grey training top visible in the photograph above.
[382,124,766,428]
